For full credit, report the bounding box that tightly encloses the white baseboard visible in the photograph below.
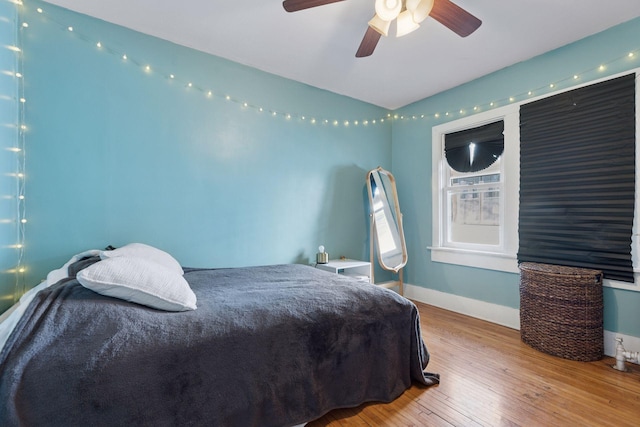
[405,283,640,360]
[405,283,520,330]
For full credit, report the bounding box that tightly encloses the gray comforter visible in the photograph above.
[0,258,439,426]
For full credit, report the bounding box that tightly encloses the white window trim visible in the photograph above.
[431,105,520,273]
[430,69,640,292]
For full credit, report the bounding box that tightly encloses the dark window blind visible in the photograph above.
[445,121,504,173]
[518,73,636,282]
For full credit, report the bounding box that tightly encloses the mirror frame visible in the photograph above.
[366,167,408,294]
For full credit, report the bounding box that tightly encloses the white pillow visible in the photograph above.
[100,243,183,275]
[77,257,197,312]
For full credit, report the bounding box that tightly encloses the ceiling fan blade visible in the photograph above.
[282,0,346,13]
[356,26,382,58]
[430,0,481,37]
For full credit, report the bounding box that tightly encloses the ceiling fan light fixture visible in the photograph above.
[406,0,435,24]
[368,14,391,37]
[375,0,402,22]
[396,9,420,37]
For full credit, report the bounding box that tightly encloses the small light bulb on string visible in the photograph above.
[67,26,73,32]
[96,41,101,48]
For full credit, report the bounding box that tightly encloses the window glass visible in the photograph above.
[444,121,504,248]
[447,162,501,245]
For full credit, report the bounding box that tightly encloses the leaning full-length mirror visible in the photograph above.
[366,167,408,294]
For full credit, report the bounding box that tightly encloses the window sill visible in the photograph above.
[430,247,640,292]
[604,278,640,292]
[429,246,519,273]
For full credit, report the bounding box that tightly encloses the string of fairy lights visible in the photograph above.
[4,0,27,298]
[393,53,640,122]
[24,3,392,127]
[20,2,640,127]
[5,0,640,289]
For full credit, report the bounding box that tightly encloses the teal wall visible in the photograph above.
[15,1,390,290]
[2,0,639,338]
[393,17,640,337]
[0,0,20,313]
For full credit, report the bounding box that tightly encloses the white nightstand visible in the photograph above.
[315,259,371,283]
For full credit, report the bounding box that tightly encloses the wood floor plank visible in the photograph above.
[307,302,640,427]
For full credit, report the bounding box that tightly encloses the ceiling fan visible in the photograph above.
[282,0,482,57]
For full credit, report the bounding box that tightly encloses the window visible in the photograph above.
[431,106,520,273]
[431,70,640,291]
[444,121,504,249]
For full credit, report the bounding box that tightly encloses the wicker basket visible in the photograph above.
[519,262,603,361]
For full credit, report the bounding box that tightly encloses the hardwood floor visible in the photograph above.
[308,302,640,426]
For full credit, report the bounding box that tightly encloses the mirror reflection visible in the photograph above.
[366,167,408,294]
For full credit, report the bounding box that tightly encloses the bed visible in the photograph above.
[0,244,439,426]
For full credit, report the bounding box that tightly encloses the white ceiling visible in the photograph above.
[42,0,640,110]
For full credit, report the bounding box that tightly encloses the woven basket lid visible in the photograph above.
[519,262,602,278]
